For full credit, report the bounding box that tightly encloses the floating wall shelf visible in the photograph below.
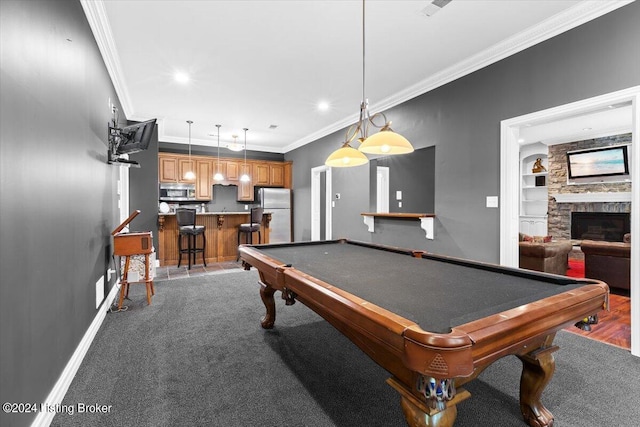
[361,213,435,239]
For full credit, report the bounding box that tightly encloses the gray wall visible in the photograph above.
[0,1,125,426]
[286,2,640,262]
[129,123,160,250]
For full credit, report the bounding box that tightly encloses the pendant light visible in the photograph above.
[184,120,196,180]
[240,128,251,182]
[325,0,413,167]
[213,124,224,181]
[228,135,242,152]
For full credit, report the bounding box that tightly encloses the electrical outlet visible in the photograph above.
[244,205,249,210]
[107,269,116,282]
[398,201,402,208]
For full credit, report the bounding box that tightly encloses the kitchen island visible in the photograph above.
[158,211,271,266]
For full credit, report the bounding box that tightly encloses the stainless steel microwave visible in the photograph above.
[159,183,196,201]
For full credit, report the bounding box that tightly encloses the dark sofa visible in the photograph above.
[581,233,631,291]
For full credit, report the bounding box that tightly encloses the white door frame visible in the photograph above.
[376,166,390,213]
[311,165,332,241]
[500,85,640,357]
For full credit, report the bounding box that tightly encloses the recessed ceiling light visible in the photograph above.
[174,72,189,84]
[317,101,330,112]
[517,138,525,143]
[582,127,592,131]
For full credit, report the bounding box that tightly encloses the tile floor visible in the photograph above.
[154,261,243,281]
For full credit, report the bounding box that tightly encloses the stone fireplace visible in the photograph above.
[546,133,632,241]
[571,212,630,242]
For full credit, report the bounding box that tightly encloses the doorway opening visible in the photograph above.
[500,85,640,357]
[311,165,332,241]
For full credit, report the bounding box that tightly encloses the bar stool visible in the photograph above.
[176,208,206,269]
[237,207,263,258]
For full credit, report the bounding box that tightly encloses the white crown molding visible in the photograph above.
[285,0,634,153]
[80,0,134,118]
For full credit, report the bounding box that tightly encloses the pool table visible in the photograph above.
[239,239,608,427]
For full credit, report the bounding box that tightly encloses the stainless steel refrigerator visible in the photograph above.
[257,188,292,243]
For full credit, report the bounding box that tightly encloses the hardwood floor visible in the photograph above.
[564,292,631,350]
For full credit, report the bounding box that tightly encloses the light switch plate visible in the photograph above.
[486,196,499,208]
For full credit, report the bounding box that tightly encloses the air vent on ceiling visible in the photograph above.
[269,124,278,129]
[421,0,452,17]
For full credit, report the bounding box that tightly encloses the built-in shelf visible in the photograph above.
[552,192,632,203]
[360,213,435,239]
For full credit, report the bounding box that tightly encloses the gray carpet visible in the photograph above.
[52,270,640,426]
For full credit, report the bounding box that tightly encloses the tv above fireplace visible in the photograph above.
[566,145,629,179]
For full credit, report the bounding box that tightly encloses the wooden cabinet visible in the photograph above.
[179,159,196,182]
[159,156,179,182]
[159,154,196,183]
[159,153,291,201]
[270,163,285,187]
[212,159,226,182]
[283,162,292,189]
[225,160,239,181]
[253,163,270,186]
[195,160,212,200]
[237,164,254,201]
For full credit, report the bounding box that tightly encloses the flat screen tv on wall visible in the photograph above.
[566,145,629,179]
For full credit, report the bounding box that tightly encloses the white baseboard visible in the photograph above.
[30,283,121,427]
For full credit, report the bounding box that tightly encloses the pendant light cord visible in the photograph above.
[187,120,193,161]
[216,124,221,170]
[362,0,366,107]
[243,128,248,166]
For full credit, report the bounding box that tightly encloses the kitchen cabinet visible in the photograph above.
[195,160,212,200]
[179,159,196,182]
[237,164,254,201]
[225,160,239,181]
[270,163,285,187]
[212,159,226,182]
[253,163,270,186]
[158,153,292,201]
[159,154,196,183]
[159,156,178,182]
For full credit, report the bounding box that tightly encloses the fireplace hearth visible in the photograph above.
[571,212,630,242]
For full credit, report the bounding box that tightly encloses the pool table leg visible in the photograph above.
[518,340,559,427]
[259,283,277,329]
[387,377,471,427]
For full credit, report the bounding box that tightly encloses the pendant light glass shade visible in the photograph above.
[240,128,251,182]
[358,125,414,155]
[325,144,369,167]
[184,120,196,180]
[213,124,224,181]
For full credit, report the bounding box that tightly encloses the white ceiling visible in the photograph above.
[82,0,632,153]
